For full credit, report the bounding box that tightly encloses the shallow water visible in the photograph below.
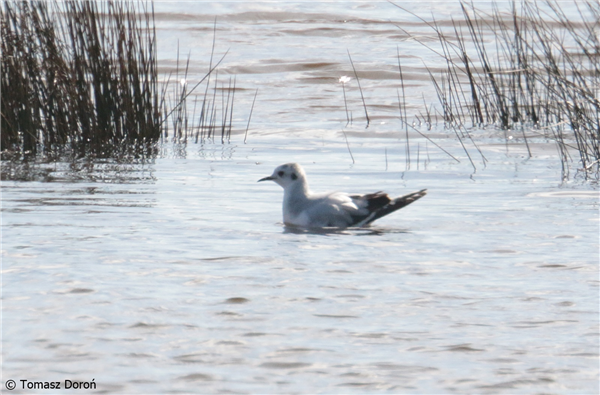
[2,2,599,394]
[3,136,599,394]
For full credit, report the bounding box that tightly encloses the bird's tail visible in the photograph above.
[365,189,427,225]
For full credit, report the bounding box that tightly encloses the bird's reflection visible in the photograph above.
[282,224,410,236]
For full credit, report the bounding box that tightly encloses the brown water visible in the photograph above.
[2,2,599,394]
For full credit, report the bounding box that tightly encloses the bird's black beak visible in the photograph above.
[258,176,275,182]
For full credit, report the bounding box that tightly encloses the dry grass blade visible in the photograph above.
[347,50,370,128]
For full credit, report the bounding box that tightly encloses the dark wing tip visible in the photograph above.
[348,189,427,227]
[359,189,427,226]
[363,191,391,211]
[391,189,427,205]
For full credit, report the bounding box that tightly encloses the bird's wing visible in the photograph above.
[304,191,391,227]
[301,192,365,228]
[345,192,392,226]
[301,190,425,228]
[353,189,427,226]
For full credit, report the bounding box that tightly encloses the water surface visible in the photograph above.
[2,2,599,394]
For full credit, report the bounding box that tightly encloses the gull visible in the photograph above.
[258,163,427,228]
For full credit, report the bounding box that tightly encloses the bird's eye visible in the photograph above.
[277,171,284,177]
[291,173,297,180]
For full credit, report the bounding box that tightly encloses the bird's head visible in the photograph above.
[258,163,306,189]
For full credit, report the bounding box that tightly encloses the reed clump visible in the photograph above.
[1,0,163,158]
[395,1,599,179]
[2,1,246,166]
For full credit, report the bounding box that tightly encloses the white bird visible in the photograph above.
[258,163,427,228]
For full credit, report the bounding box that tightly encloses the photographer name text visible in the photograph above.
[5,379,96,391]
